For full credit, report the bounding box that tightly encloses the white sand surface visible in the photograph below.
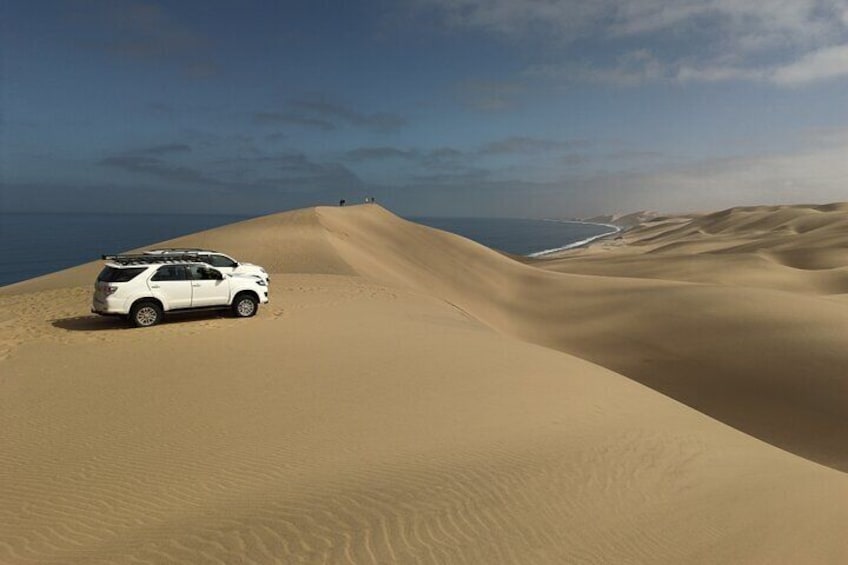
[2,203,847,564]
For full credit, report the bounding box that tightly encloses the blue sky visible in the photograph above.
[2,0,848,217]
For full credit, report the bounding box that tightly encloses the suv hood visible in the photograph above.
[229,272,264,280]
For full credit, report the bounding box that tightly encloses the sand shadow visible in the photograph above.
[52,310,229,332]
[52,315,131,332]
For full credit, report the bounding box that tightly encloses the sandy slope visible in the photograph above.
[2,203,848,563]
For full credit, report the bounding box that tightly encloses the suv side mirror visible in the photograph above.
[211,270,224,280]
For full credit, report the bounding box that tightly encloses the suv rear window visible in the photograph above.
[98,266,146,283]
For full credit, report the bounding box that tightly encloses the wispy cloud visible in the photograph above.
[135,143,192,156]
[291,98,406,133]
[342,145,474,177]
[531,46,848,87]
[274,153,362,188]
[254,98,406,133]
[415,0,848,87]
[344,147,416,161]
[253,112,336,131]
[68,0,218,78]
[98,147,365,195]
[479,136,592,155]
[455,79,526,111]
[99,155,217,185]
[771,44,848,85]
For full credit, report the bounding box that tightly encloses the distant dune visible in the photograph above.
[2,202,848,563]
[584,210,662,229]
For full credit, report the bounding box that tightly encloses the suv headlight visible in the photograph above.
[255,279,267,286]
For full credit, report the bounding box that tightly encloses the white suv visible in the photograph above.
[92,254,270,327]
[143,248,270,283]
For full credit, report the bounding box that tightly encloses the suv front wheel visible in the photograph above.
[130,300,163,327]
[232,293,259,318]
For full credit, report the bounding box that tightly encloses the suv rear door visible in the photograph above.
[149,265,191,309]
[188,264,230,307]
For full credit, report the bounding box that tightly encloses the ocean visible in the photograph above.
[412,217,615,257]
[0,212,616,287]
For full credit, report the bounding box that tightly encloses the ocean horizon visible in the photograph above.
[0,212,616,287]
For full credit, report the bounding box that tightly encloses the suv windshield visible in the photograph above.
[98,266,146,283]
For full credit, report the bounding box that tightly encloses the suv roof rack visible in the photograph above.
[145,248,217,253]
[102,253,207,265]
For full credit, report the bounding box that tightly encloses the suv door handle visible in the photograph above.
[192,283,201,287]
[150,285,160,288]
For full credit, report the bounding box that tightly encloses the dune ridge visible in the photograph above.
[2,203,848,563]
[313,205,848,470]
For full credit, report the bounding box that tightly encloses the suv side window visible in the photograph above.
[152,265,188,281]
[205,254,237,268]
[188,265,221,280]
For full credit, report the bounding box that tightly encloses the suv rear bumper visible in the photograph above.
[92,295,131,315]
[92,308,125,317]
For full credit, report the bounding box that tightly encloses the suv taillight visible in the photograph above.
[103,285,118,296]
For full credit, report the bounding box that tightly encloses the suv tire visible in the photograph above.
[130,300,163,327]
[232,293,259,318]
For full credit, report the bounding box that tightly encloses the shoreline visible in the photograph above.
[528,220,622,257]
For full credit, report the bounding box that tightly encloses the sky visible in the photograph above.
[2,0,848,218]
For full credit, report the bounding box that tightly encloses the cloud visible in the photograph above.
[771,44,848,85]
[562,154,591,166]
[411,0,605,38]
[68,0,216,78]
[274,153,362,188]
[531,46,848,87]
[479,136,592,155]
[377,125,848,217]
[291,98,406,133]
[210,152,365,193]
[416,0,845,47]
[419,147,467,169]
[410,168,492,185]
[605,150,665,161]
[253,112,336,131]
[572,136,848,213]
[254,99,406,133]
[72,0,205,57]
[340,145,480,190]
[674,64,764,83]
[184,61,219,80]
[344,147,416,161]
[96,147,365,197]
[676,44,848,85]
[416,0,848,87]
[455,80,526,111]
[99,155,217,185]
[135,143,192,156]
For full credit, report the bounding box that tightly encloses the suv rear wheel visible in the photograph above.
[130,300,163,327]
[232,293,258,318]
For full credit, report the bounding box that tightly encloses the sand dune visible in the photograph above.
[2,203,848,563]
[315,205,848,470]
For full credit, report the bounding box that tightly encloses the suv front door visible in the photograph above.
[188,265,230,307]
[149,265,191,309]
